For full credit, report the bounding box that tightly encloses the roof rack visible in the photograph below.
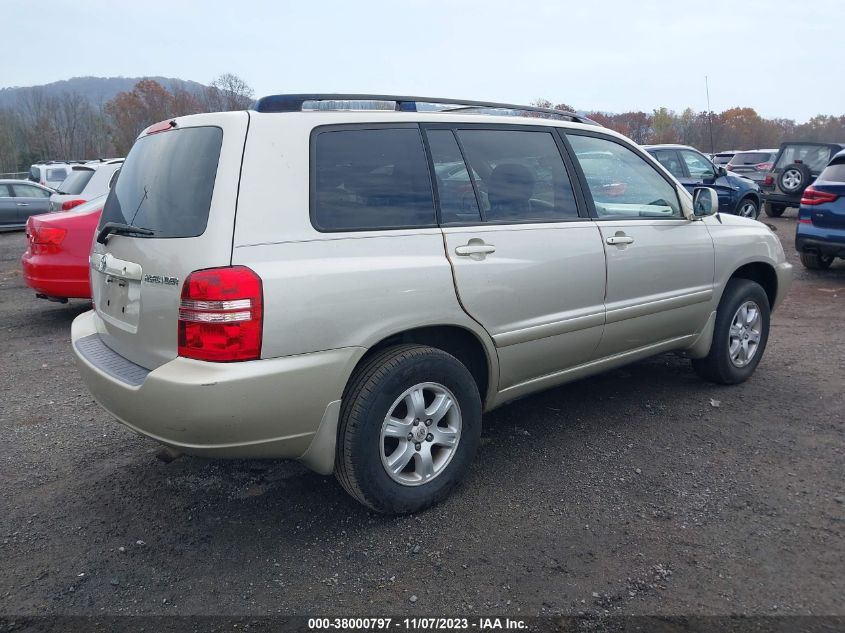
[252,94,599,126]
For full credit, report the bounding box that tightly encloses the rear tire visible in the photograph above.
[335,344,481,514]
[800,251,834,270]
[764,203,785,218]
[692,279,770,385]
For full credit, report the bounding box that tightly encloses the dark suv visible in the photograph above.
[762,142,845,217]
[644,144,763,219]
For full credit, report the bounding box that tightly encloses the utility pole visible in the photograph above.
[706,75,715,156]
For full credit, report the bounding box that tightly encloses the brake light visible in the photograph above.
[61,199,85,211]
[800,187,839,206]
[29,225,66,245]
[755,162,774,171]
[177,266,263,362]
[798,218,813,224]
[764,175,774,186]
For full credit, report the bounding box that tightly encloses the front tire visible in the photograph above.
[335,344,482,514]
[736,197,759,219]
[692,279,770,385]
[800,251,834,270]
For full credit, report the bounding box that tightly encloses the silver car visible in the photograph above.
[72,95,792,513]
[0,180,52,230]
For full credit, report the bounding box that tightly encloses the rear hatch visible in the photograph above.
[805,160,845,230]
[727,151,774,177]
[89,112,249,370]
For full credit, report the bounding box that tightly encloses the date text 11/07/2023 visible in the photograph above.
[308,617,528,630]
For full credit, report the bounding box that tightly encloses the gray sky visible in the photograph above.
[6,0,844,121]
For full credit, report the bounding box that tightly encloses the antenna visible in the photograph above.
[705,76,715,156]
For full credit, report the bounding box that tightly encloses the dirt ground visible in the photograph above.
[0,211,843,620]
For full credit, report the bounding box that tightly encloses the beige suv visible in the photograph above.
[72,95,792,513]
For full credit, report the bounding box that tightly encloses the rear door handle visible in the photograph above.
[455,240,496,260]
[16,203,29,207]
[606,235,634,245]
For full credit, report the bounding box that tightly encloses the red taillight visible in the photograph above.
[798,218,813,224]
[29,225,67,245]
[800,187,839,206]
[764,175,774,186]
[755,162,774,171]
[61,199,85,211]
[177,266,263,362]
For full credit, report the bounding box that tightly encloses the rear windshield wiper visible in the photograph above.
[96,222,155,244]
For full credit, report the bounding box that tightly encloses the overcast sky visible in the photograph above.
[6,0,844,121]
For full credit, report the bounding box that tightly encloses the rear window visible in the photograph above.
[59,168,95,194]
[46,168,68,182]
[99,126,223,239]
[729,152,773,165]
[819,161,845,183]
[312,127,436,231]
[775,145,832,172]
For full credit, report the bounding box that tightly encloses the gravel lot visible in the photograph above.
[1,212,843,619]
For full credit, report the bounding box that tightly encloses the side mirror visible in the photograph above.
[693,187,719,217]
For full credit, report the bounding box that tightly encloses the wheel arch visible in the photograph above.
[728,261,778,309]
[351,324,497,409]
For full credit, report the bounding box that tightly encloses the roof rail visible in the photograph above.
[252,94,600,126]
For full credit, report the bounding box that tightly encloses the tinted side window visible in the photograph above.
[46,168,67,182]
[567,134,682,219]
[0,184,12,197]
[456,129,578,222]
[426,129,481,224]
[13,184,50,198]
[313,128,435,231]
[652,150,685,178]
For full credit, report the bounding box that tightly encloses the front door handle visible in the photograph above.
[606,234,634,246]
[16,203,29,207]
[455,239,496,260]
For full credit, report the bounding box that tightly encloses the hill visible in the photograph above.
[0,76,207,109]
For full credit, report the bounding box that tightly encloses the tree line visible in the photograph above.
[2,81,843,174]
[0,74,254,173]
[533,98,845,153]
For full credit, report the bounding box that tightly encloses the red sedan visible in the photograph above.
[21,196,104,302]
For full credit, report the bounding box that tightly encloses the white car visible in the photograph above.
[50,159,123,212]
[28,161,83,189]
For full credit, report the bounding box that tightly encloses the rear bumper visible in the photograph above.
[21,250,90,299]
[796,233,845,258]
[71,310,364,466]
[763,192,799,207]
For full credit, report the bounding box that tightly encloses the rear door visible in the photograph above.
[428,125,607,389]
[10,183,51,220]
[0,184,16,226]
[89,112,249,369]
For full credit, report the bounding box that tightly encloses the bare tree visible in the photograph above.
[204,73,254,111]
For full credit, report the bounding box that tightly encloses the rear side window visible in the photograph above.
[59,168,95,194]
[775,145,832,173]
[29,166,40,182]
[313,127,436,231]
[456,129,578,222]
[652,150,685,178]
[46,168,67,182]
[99,127,223,238]
[13,184,50,198]
[819,161,845,183]
[0,184,11,197]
